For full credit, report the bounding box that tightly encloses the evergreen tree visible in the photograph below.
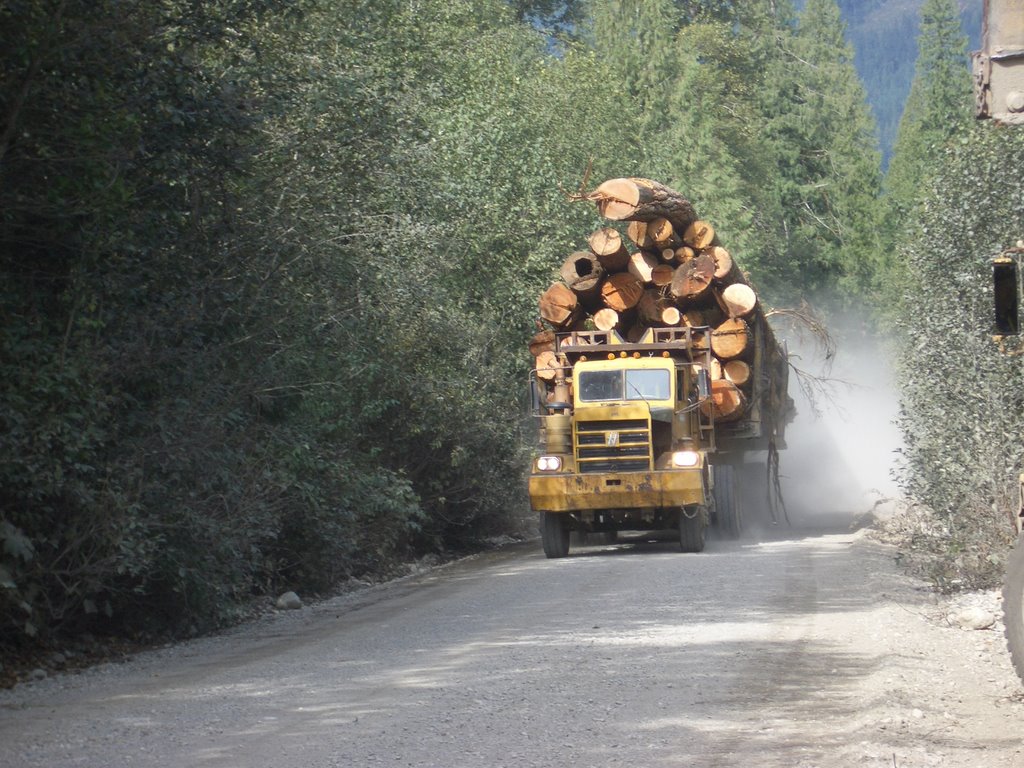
[884,0,972,230]
[758,0,884,299]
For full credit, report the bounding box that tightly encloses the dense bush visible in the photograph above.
[889,125,1024,589]
[1,0,886,651]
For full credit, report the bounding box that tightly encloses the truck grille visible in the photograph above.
[575,419,652,474]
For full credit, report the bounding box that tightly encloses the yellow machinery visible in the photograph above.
[528,327,731,557]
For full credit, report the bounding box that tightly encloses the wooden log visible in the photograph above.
[723,360,751,387]
[700,379,748,422]
[647,217,680,248]
[626,220,655,250]
[660,248,677,262]
[588,228,631,272]
[651,263,675,287]
[559,251,605,299]
[535,350,560,381]
[538,282,580,328]
[627,250,659,284]
[588,178,698,230]
[680,309,705,327]
[593,307,620,331]
[683,220,715,250]
[528,329,556,357]
[675,246,696,263]
[721,283,758,318]
[661,306,682,326]
[625,323,648,343]
[709,246,734,281]
[601,272,644,312]
[711,317,751,360]
[670,253,716,301]
[693,358,723,381]
[710,357,723,380]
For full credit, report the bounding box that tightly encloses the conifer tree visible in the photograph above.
[757,0,884,298]
[884,0,973,231]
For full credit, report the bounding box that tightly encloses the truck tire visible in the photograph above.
[713,464,742,539]
[540,512,570,558]
[679,506,707,553]
[1003,532,1024,682]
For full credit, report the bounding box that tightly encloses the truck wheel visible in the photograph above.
[1003,533,1024,682]
[713,465,742,539]
[679,506,707,553]
[540,512,570,558]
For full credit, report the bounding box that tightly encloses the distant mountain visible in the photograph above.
[833,0,982,165]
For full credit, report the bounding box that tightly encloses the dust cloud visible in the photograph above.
[741,323,904,534]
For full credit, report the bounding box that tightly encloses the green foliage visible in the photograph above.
[756,0,884,299]
[890,124,1024,589]
[884,0,973,238]
[1,0,891,652]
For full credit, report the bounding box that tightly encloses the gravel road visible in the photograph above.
[2,523,1024,767]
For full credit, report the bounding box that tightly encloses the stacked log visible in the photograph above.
[533,177,789,426]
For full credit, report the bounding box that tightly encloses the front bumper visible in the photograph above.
[528,468,706,512]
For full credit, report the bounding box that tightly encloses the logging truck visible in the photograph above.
[528,318,789,558]
[976,0,1024,681]
[527,177,792,557]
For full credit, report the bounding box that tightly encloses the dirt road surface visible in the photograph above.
[2,521,1024,767]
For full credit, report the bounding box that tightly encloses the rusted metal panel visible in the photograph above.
[975,0,1024,123]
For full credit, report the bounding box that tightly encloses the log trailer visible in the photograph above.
[528,317,789,558]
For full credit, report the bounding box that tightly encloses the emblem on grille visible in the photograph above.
[605,431,619,447]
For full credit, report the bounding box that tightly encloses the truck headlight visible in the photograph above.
[536,456,563,472]
[671,450,700,468]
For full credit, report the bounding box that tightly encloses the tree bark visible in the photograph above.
[680,308,703,327]
[588,228,631,272]
[601,272,644,312]
[539,282,580,328]
[589,178,698,230]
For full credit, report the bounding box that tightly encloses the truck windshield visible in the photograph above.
[578,368,670,402]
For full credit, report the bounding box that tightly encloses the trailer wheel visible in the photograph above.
[1003,532,1024,682]
[679,506,707,553]
[713,465,742,539]
[540,512,570,558]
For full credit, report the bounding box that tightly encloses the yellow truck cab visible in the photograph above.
[528,327,722,556]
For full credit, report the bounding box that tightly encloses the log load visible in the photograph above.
[532,176,793,447]
[587,178,697,230]
[588,228,631,272]
[560,251,605,301]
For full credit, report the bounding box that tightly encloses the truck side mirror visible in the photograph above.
[994,257,1020,335]
[697,368,711,400]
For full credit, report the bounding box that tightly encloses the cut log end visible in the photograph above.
[684,220,716,250]
[721,283,757,318]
